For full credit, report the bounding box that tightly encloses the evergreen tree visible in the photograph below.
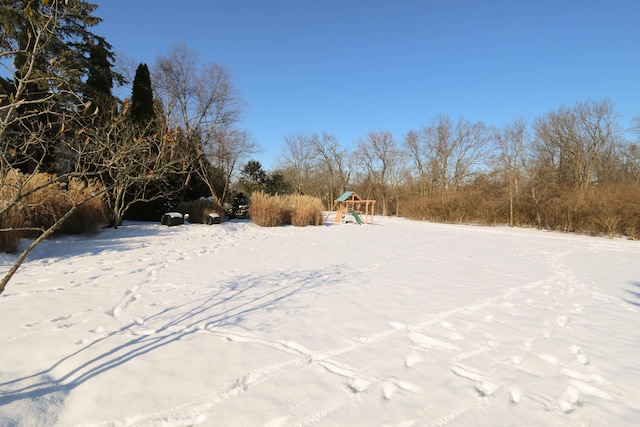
[239,160,292,196]
[0,0,111,104]
[0,0,121,171]
[240,160,269,194]
[84,36,120,116]
[131,63,155,126]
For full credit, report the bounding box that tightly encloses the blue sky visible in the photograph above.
[94,0,640,169]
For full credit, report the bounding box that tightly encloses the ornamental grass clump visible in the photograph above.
[287,194,324,226]
[249,191,285,227]
[0,169,107,253]
[249,192,323,227]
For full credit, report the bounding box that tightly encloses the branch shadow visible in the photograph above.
[0,266,345,416]
[23,221,175,261]
[624,282,640,307]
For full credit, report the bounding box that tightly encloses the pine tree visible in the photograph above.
[131,63,155,126]
[84,36,120,116]
[0,0,114,104]
[0,0,121,171]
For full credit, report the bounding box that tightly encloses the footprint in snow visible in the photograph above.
[382,381,397,400]
[50,314,72,323]
[556,315,569,327]
[405,352,423,368]
[450,364,500,397]
[570,344,589,365]
[537,353,559,365]
[558,385,581,413]
[571,303,584,314]
[348,377,372,393]
[263,416,289,427]
[521,338,535,350]
[476,380,500,397]
[381,379,423,400]
[509,387,523,403]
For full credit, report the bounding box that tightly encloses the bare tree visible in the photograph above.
[310,132,350,207]
[533,99,620,194]
[625,115,640,185]
[404,130,431,198]
[210,128,258,203]
[152,44,243,203]
[79,104,184,228]
[278,133,318,195]
[354,131,404,216]
[408,115,492,193]
[494,118,528,226]
[621,143,640,185]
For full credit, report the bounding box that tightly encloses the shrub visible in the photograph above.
[287,195,324,226]
[249,192,324,227]
[1,169,107,253]
[399,180,640,239]
[582,184,640,239]
[56,179,108,235]
[249,191,285,227]
[176,198,224,224]
[0,202,22,253]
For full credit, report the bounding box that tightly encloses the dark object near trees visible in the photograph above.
[226,191,250,219]
[161,212,184,226]
[205,213,221,225]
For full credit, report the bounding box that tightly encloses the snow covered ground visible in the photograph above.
[1,215,639,426]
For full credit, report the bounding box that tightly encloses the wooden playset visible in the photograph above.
[331,191,376,225]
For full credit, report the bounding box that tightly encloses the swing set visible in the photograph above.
[329,191,376,225]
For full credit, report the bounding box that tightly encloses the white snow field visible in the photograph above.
[1,216,639,426]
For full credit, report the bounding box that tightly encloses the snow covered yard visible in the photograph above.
[1,216,639,426]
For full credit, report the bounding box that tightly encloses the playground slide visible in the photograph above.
[349,210,364,224]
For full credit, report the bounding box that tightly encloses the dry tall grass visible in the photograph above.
[288,194,324,226]
[1,169,107,253]
[250,192,324,227]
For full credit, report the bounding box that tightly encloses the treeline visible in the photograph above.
[272,100,640,239]
[1,3,254,230]
[0,1,254,291]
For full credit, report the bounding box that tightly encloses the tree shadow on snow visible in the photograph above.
[22,221,177,261]
[0,265,345,416]
[624,282,640,307]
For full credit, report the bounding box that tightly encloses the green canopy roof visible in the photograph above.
[336,191,355,202]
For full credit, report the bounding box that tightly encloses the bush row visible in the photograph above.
[401,183,640,239]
